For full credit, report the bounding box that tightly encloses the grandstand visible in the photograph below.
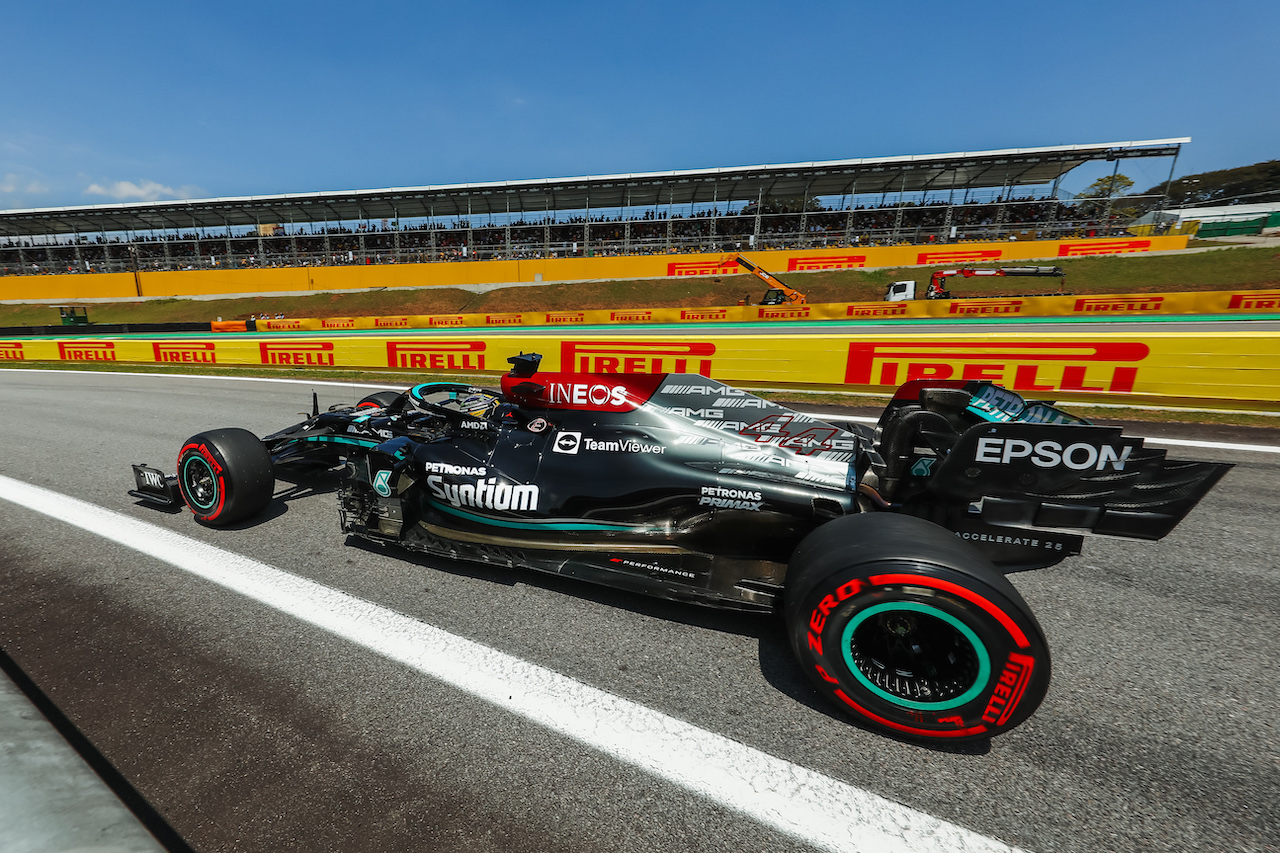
[0,139,1186,276]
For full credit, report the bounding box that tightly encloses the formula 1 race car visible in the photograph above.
[130,352,1231,743]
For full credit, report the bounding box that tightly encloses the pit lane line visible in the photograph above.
[0,473,1025,853]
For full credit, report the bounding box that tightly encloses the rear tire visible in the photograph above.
[783,514,1050,742]
[177,428,275,526]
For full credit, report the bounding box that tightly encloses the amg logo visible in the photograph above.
[1057,239,1152,257]
[58,341,116,362]
[667,259,739,277]
[844,340,1149,394]
[847,304,908,317]
[562,340,715,376]
[660,383,742,396]
[680,308,728,321]
[611,310,653,322]
[1073,296,1164,312]
[974,437,1133,470]
[153,342,216,364]
[0,342,24,360]
[321,318,356,329]
[758,306,811,320]
[485,314,524,325]
[429,316,465,327]
[712,397,773,409]
[260,342,335,366]
[795,469,847,487]
[667,407,724,419]
[375,317,411,328]
[982,652,1036,725]
[386,341,485,370]
[426,475,538,512]
[950,300,1023,315]
[1226,291,1280,310]
[916,250,1002,265]
[787,255,867,271]
[545,312,585,324]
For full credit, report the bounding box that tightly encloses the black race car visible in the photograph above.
[131,352,1231,742]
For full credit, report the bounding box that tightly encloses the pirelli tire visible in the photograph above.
[357,391,402,410]
[176,428,275,527]
[783,514,1051,742]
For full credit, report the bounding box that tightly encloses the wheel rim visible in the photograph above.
[841,601,991,711]
[181,456,218,511]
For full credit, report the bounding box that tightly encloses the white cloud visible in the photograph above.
[84,179,178,201]
[0,173,47,200]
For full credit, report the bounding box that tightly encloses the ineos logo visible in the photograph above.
[554,431,582,455]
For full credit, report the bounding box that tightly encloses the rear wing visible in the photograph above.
[924,422,1232,540]
[872,380,1232,541]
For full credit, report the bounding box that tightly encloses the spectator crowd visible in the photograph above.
[1,192,1139,276]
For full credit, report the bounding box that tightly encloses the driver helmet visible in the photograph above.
[457,392,496,418]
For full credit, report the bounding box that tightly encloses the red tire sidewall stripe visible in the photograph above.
[178,442,227,521]
[867,572,1030,648]
[833,689,989,739]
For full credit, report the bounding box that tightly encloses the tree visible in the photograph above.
[1074,174,1136,219]
[1144,160,1280,207]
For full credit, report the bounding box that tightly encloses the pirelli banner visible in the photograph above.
[6,331,1280,410]
[0,235,1189,301]
[246,287,1280,332]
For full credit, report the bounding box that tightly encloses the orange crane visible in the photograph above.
[722,253,807,305]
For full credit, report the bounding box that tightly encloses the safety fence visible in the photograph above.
[0,236,1189,302]
[5,330,1279,411]
[238,287,1280,332]
[7,285,1277,340]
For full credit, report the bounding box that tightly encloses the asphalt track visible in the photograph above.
[0,369,1277,853]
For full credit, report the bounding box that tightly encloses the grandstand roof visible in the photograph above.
[0,138,1188,238]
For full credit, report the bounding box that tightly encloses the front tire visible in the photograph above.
[357,390,402,410]
[783,514,1050,742]
[177,428,275,526]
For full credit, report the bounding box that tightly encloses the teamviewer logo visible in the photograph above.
[553,431,582,455]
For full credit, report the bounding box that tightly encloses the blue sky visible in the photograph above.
[2,1,1276,211]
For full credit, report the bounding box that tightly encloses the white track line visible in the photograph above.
[0,473,1025,853]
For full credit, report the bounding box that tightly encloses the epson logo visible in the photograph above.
[975,438,1133,471]
[427,475,539,511]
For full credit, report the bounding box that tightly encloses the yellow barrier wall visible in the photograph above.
[0,236,1190,301]
[6,328,1279,410]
